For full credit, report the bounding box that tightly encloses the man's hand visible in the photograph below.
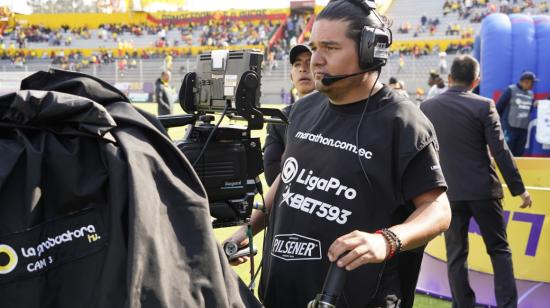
[223,230,250,266]
[520,191,533,209]
[327,230,388,271]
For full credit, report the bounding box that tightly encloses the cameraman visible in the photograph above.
[227,1,451,307]
[263,43,316,186]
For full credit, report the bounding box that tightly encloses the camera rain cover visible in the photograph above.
[0,69,261,308]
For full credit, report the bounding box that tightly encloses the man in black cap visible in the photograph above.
[288,44,316,101]
[497,71,539,156]
[263,43,315,186]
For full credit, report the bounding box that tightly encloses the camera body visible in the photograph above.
[176,119,263,228]
[159,49,286,228]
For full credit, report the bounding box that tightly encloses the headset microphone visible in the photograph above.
[321,63,385,86]
[321,71,366,86]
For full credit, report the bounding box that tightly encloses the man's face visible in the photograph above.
[310,19,362,95]
[162,72,171,83]
[290,51,315,97]
[520,79,534,91]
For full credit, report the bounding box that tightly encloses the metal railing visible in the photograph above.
[0,54,451,103]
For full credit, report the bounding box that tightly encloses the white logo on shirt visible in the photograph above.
[280,157,357,200]
[281,157,299,184]
[278,185,352,225]
[271,234,322,261]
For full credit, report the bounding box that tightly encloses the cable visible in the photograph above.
[192,104,229,167]
[353,68,388,305]
[354,68,381,191]
[247,182,268,290]
[250,183,278,298]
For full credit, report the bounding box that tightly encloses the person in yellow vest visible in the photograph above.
[163,53,173,71]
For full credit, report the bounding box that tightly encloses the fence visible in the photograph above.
[0,54,453,103]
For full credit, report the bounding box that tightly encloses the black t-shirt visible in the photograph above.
[264,104,292,186]
[259,86,447,308]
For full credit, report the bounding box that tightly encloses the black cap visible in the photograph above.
[520,71,539,82]
[289,44,312,64]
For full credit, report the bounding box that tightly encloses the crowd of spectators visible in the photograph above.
[0,19,280,51]
[1,3,496,70]
[445,0,549,23]
[196,19,277,47]
[398,17,441,36]
[396,0,549,39]
[0,15,296,65]
[392,41,473,58]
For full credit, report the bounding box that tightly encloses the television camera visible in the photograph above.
[158,49,287,229]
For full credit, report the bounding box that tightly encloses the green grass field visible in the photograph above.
[134,102,452,308]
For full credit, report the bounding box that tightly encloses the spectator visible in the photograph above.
[425,71,447,100]
[396,80,410,99]
[388,77,410,99]
[397,54,405,73]
[154,71,174,115]
[439,51,448,74]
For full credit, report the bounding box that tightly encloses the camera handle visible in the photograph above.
[223,223,259,292]
[235,71,263,130]
[307,253,348,308]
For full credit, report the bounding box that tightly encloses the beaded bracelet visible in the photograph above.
[375,229,395,259]
[375,228,402,260]
[383,228,402,254]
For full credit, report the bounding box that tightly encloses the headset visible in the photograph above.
[350,0,393,70]
[321,0,393,86]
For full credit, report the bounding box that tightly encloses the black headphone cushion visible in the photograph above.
[359,26,390,70]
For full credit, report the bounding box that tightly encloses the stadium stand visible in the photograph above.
[4,0,546,102]
[390,0,549,40]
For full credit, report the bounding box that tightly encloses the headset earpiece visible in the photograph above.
[349,0,392,70]
[358,25,391,70]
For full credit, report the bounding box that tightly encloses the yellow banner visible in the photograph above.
[390,38,475,52]
[14,12,148,29]
[425,158,550,283]
[146,8,288,25]
[11,45,264,58]
[14,7,288,29]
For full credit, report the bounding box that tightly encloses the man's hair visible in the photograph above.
[316,0,388,47]
[450,55,480,85]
